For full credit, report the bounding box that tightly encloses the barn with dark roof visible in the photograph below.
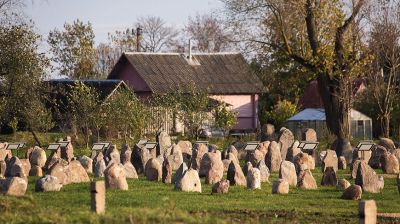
[108,52,263,131]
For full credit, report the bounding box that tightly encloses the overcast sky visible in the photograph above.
[25,0,224,45]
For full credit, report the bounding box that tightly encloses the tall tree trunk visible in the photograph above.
[317,74,351,156]
[381,114,390,138]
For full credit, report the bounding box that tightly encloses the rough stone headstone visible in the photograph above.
[293,152,312,174]
[60,138,74,162]
[321,167,337,186]
[29,165,43,177]
[227,152,239,165]
[162,159,172,184]
[381,153,399,174]
[199,152,223,180]
[358,200,377,224]
[378,138,395,152]
[104,163,128,190]
[272,179,289,194]
[256,160,270,183]
[246,168,261,189]
[131,144,156,174]
[123,162,138,179]
[44,149,61,171]
[341,185,362,200]
[245,149,264,167]
[279,161,297,186]
[0,147,12,161]
[322,150,338,172]
[167,145,184,171]
[120,144,132,165]
[174,168,201,193]
[302,128,317,142]
[260,123,275,142]
[20,159,31,177]
[145,158,162,181]
[0,177,27,196]
[208,144,218,153]
[212,180,230,194]
[79,155,93,174]
[94,159,106,177]
[227,160,247,187]
[66,160,90,184]
[331,139,353,163]
[91,181,105,214]
[222,145,239,160]
[368,145,387,169]
[338,156,347,170]
[25,147,33,160]
[8,157,27,179]
[278,128,294,160]
[337,179,351,190]
[172,162,188,184]
[35,175,62,192]
[0,160,6,177]
[177,140,192,159]
[30,146,47,167]
[392,148,400,161]
[157,131,172,156]
[242,161,253,177]
[350,159,362,179]
[266,141,282,172]
[190,143,208,170]
[286,140,301,162]
[355,161,384,193]
[108,145,121,165]
[297,169,317,189]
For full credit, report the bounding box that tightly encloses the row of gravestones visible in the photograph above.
[1,130,399,198]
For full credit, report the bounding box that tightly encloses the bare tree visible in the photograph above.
[184,13,233,53]
[136,16,179,52]
[367,0,400,137]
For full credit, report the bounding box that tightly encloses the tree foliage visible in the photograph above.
[266,100,297,129]
[0,21,52,144]
[213,103,238,136]
[48,19,99,79]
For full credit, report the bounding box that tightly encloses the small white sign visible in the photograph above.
[6,143,21,150]
[47,143,61,151]
[299,141,319,150]
[58,141,69,148]
[357,143,374,151]
[92,143,106,151]
[244,142,259,151]
[137,139,148,145]
[144,142,157,149]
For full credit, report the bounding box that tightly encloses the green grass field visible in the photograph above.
[0,167,399,223]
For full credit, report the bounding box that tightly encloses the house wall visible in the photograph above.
[210,94,259,130]
[117,64,152,98]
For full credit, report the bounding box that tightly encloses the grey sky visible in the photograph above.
[25,0,223,45]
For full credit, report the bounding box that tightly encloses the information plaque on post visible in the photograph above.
[195,141,209,145]
[137,139,148,146]
[144,142,158,150]
[298,141,319,155]
[57,141,70,148]
[47,143,61,151]
[6,143,23,150]
[92,143,106,151]
[100,142,111,150]
[356,141,375,160]
[244,142,260,151]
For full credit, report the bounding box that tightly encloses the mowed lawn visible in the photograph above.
[0,165,399,223]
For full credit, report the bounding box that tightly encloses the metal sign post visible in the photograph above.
[356,141,375,160]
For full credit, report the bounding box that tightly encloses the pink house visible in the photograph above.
[108,52,263,132]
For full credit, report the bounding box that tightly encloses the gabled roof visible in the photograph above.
[108,52,263,94]
[46,79,128,101]
[288,108,371,121]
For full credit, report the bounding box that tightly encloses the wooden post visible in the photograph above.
[91,181,105,214]
[359,200,377,224]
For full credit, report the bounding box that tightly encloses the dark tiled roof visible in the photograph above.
[46,79,127,101]
[108,53,263,94]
